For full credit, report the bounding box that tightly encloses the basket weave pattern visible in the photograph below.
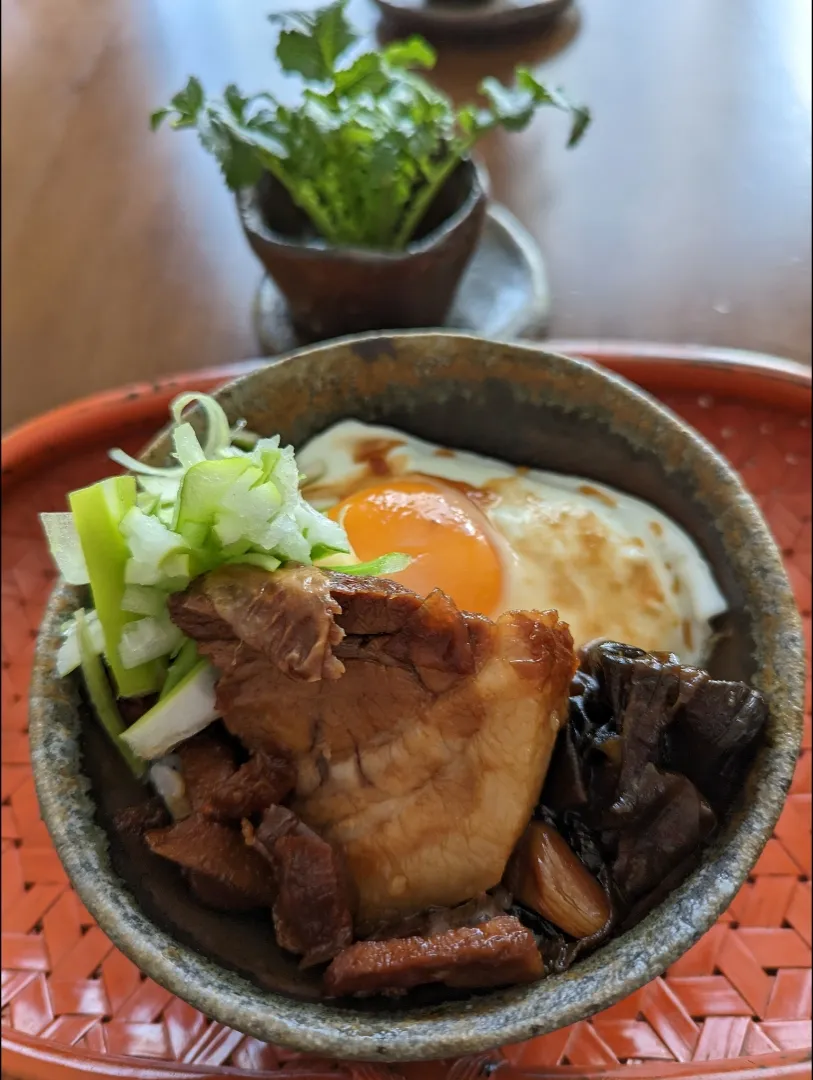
[1,390,810,1078]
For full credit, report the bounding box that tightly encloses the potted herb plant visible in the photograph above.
[152,0,590,342]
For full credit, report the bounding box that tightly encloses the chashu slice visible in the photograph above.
[169,565,576,928]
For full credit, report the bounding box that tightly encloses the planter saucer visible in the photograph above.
[373,0,572,39]
[253,203,549,356]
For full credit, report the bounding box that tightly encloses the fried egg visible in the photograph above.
[298,421,727,665]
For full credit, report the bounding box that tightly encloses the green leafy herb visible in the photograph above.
[270,3,357,81]
[152,0,590,250]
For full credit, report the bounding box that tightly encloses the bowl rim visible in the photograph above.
[28,330,805,1062]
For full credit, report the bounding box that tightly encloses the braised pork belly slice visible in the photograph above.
[323,915,543,997]
[169,565,577,928]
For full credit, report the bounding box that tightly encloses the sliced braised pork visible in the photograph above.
[323,915,544,997]
[145,815,277,911]
[245,805,353,967]
[169,565,577,928]
[175,730,295,823]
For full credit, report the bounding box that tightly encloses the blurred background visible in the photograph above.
[1,0,810,430]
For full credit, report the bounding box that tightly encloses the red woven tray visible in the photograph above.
[2,344,810,1080]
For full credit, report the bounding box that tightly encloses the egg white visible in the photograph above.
[298,420,727,665]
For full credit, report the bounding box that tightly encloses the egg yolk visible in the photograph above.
[329,477,503,616]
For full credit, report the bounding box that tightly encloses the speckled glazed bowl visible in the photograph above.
[29,332,805,1063]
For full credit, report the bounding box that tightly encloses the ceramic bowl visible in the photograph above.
[29,332,805,1063]
[236,161,487,342]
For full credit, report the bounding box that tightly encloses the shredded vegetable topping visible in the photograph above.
[41,392,410,765]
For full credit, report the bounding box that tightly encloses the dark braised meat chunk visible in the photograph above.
[542,641,767,911]
[185,871,263,912]
[177,731,236,814]
[245,805,353,967]
[578,641,767,816]
[203,750,296,822]
[244,803,308,855]
[114,796,171,836]
[169,564,577,929]
[323,915,543,997]
[175,729,295,822]
[272,834,353,967]
[145,814,276,911]
[612,768,716,903]
[665,677,769,812]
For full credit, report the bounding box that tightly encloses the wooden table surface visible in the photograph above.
[2,0,810,431]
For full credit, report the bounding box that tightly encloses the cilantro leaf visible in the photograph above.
[149,108,171,132]
[478,76,537,131]
[271,0,356,81]
[174,76,204,116]
[332,53,385,96]
[150,76,204,131]
[513,68,591,146]
[469,68,591,146]
[152,2,589,249]
[380,36,436,70]
[198,114,265,190]
[223,83,249,122]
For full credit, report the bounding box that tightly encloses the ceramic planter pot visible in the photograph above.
[236,160,487,341]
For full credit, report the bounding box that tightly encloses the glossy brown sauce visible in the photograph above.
[303,439,502,514]
[578,484,618,508]
[352,438,405,478]
[368,456,391,477]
